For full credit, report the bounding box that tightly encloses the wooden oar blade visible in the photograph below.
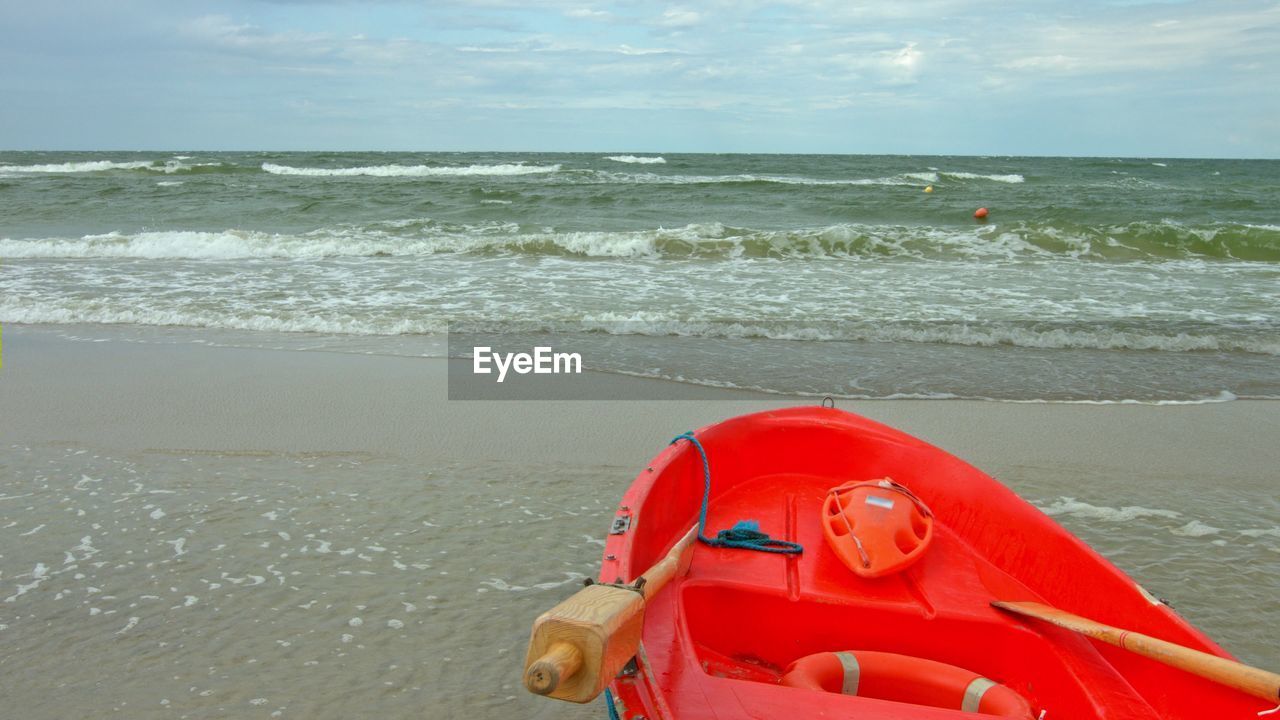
[992,601,1107,636]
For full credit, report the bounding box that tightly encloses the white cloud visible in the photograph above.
[179,14,332,56]
[616,44,684,56]
[566,7,612,21]
[996,4,1280,76]
[660,8,702,28]
[6,0,1277,154]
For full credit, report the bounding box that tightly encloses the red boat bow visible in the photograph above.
[597,406,1266,719]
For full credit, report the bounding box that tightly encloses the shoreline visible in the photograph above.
[2,323,1277,482]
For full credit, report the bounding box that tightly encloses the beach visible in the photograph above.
[2,325,1277,719]
[2,151,1277,718]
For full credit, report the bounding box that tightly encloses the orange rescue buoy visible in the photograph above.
[781,650,1035,718]
[974,207,989,219]
[821,479,933,578]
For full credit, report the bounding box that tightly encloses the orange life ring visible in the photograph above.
[822,479,934,578]
[781,651,1034,718]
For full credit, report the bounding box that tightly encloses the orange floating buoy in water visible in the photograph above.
[974,207,989,219]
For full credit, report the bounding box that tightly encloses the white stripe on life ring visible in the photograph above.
[962,677,996,713]
[835,652,861,695]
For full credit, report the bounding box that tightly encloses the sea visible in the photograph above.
[2,151,1278,402]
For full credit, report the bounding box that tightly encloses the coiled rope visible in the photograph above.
[671,431,803,555]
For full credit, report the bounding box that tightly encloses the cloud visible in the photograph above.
[179,14,333,56]
[996,3,1280,77]
[565,7,612,21]
[659,8,702,28]
[2,0,1277,155]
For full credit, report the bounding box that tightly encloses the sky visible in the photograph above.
[0,0,1277,157]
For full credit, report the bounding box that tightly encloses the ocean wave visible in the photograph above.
[1038,498,1182,522]
[593,171,923,187]
[596,369,1249,405]
[0,300,447,336]
[604,155,666,164]
[0,161,156,173]
[590,169,1024,186]
[0,160,228,174]
[939,171,1024,183]
[260,162,562,177]
[572,313,1280,355]
[5,219,1278,263]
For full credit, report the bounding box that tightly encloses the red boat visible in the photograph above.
[585,406,1269,719]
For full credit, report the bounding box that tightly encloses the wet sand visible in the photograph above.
[3,325,1277,480]
[1,325,1278,719]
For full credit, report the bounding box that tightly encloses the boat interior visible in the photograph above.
[602,408,1260,718]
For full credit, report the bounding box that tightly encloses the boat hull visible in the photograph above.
[598,406,1266,719]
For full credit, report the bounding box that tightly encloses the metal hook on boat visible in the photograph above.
[821,395,836,409]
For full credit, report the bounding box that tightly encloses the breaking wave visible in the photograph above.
[0,160,229,174]
[604,155,666,164]
[566,314,1280,355]
[4,219,1277,262]
[260,162,562,177]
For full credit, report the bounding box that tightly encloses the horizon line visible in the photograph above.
[2,149,1278,161]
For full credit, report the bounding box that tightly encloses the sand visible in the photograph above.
[3,325,1276,484]
[1,324,1277,720]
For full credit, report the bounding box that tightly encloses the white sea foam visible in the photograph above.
[577,312,1280,355]
[938,171,1025,183]
[903,172,940,183]
[4,219,1270,264]
[4,295,1276,355]
[999,391,1243,406]
[1171,520,1221,537]
[480,571,586,592]
[1038,498,1181,522]
[261,162,561,177]
[600,171,921,187]
[0,160,223,174]
[604,155,666,164]
[0,229,412,260]
[0,161,155,173]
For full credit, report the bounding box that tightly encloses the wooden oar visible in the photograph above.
[523,525,699,703]
[993,600,1280,703]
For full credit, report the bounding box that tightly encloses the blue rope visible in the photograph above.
[670,431,803,555]
[603,687,621,720]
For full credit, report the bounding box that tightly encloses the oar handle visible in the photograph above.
[994,601,1280,702]
[525,641,584,695]
[522,523,700,702]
